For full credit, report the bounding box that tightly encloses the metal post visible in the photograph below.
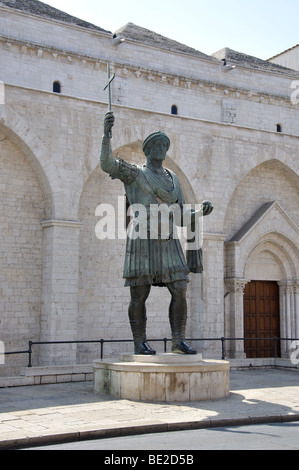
[28,341,33,368]
[221,337,225,360]
[100,339,104,360]
[274,337,278,358]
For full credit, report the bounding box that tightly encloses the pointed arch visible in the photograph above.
[0,119,54,219]
[223,159,299,240]
[226,201,299,280]
[244,233,299,281]
[0,125,49,374]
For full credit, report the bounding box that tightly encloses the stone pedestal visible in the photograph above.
[93,354,230,402]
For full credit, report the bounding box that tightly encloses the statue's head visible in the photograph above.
[142,131,170,161]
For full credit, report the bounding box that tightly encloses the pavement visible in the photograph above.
[0,368,299,450]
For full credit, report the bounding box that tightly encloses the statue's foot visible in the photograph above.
[172,340,197,355]
[135,341,156,355]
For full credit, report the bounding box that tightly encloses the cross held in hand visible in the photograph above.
[103,62,115,112]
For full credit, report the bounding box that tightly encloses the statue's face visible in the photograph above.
[148,138,168,162]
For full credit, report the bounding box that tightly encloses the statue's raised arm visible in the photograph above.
[100,111,117,175]
[100,111,138,185]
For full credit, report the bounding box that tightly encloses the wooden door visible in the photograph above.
[244,281,280,358]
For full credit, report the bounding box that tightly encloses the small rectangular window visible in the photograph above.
[53,81,61,93]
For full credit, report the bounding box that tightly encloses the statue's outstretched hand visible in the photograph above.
[202,201,213,216]
[104,111,115,138]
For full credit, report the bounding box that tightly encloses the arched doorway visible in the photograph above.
[224,158,299,360]
[244,241,285,358]
[243,232,298,359]
[225,202,299,359]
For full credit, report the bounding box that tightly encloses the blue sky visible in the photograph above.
[44,0,298,60]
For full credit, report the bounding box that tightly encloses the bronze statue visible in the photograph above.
[100,111,213,355]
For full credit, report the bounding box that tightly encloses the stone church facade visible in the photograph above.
[0,1,298,376]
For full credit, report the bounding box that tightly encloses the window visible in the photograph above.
[53,81,61,93]
[171,105,178,115]
[276,124,282,133]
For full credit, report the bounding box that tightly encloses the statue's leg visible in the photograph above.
[129,285,156,355]
[166,280,197,354]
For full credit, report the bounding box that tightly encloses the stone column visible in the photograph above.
[278,281,293,357]
[295,281,299,341]
[40,219,82,366]
[202,234,226,358]
[225,278,248,358]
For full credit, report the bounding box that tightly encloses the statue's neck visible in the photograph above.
[146,158,164,173]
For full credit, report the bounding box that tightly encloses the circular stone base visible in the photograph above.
[93,354,230,402]
[119,352,203,364]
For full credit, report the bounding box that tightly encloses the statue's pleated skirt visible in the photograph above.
[123,235,189,287]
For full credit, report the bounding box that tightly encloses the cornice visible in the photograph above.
[41,220,82,229]
[0,34,296,106]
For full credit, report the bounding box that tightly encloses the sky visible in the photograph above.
[44,0,298,60]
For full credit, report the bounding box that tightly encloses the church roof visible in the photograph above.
[114,22,216,61]
[1,1,298,76]
[268,44,299,60]
[0,0,111,33]
[212,47,297,74]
